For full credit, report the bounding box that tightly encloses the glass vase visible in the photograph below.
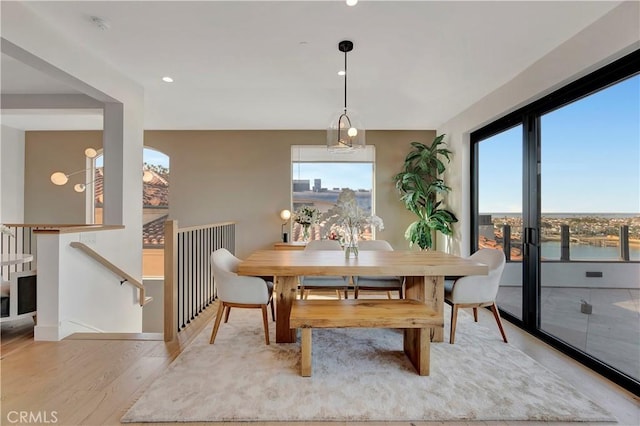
[344,226,359,258]
[302,225,310,242]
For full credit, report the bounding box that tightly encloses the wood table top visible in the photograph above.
[238,249,488,277]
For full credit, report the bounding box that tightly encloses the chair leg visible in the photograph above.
[386,291,392,299]
[261,305,270,345]
[270,298,275,322]
[399,287,404,299]
[473,307,478,322]
[450,304,459,344]
[210,302,225,344]
[354,287,359,299]
[344,289,348,299]
[224,306,231,323]
[490,302,508,343]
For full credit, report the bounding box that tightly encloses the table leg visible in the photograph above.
[300,328,312,377]
[403,328,430,375]
[276,275,297,343]
[405,275,444,342]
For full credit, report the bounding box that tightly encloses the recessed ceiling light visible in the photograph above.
[162,76,174,83]
[338,70,346,76]
[346,0,358,6]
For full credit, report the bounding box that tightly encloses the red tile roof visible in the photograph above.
[94,168,168,208]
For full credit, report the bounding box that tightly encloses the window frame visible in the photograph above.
[470,49,640,395]
[290,145,377,241]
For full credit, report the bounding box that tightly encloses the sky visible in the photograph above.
[96,147,169,168]
[479,73,639,214]
[292,162,373,190]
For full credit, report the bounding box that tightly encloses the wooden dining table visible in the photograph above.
[237,249,488,343]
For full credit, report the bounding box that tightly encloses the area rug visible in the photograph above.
[122,304,615,422]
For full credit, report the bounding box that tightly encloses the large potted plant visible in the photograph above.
[393,134,458,250]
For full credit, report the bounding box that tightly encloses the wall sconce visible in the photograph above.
[51,147,155,192]
[280,209,291,242]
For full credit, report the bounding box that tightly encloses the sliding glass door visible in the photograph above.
[471,50,639,394]
[539,74,640,381]
[475,125,524,320]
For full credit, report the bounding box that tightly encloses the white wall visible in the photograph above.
[438,2,640,257]
[0,125,25,223]
[35,230,143,341]
[2,2,145,337]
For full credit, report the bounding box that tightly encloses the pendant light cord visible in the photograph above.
[344,48,348,112]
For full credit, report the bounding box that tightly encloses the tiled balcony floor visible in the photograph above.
[497,286,640,380]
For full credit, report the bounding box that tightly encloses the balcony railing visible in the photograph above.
[485,224,635,262]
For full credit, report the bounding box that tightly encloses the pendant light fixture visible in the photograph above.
[327,40,365,153]
[50,147,155,192]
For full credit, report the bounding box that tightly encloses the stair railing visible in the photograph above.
[70,242,152,306]
[164,220,236,341]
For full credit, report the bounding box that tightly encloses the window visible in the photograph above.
[93,148,169,277]
[291,145,375,241]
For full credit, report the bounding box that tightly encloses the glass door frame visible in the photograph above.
[470,49,640,395]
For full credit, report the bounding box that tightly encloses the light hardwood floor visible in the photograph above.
[1,296,638,426]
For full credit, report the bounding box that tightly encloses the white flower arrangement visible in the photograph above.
[1,224,15,238]
[293,205,320,226]
[321,188,384,238]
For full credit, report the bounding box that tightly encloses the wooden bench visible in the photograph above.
[289,299,443,377]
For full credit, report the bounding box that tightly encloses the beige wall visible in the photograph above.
[146,130,434,258]
[25,131,102,224]
[24,129,439,258]
[1,125,26,223]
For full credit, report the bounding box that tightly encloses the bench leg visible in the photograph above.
[403,328,430,376]
[300,328,312,377]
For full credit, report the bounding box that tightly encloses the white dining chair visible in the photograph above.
[444,248,508,344]
[353,240,404,299]
[300,240,350,299]
[209,248,275,345]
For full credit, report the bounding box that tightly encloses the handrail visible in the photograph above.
[70,242,152,306]
[177,221,237,233]
[3,223,90,227]
[4,224,124,234]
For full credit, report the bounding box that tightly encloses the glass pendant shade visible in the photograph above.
[51,172,69,185]
[280,209,291,221]
[74,183,86,192]
[327,108,365,153]
[84,148,98,158]
[142,170,154,183]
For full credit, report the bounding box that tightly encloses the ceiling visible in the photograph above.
[0,1,621,131]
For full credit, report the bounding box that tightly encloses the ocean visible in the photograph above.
[485,212,639,261]
[487,212,640,219]
[541,242,640,261]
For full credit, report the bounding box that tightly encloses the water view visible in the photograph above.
[480,213,640,261]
